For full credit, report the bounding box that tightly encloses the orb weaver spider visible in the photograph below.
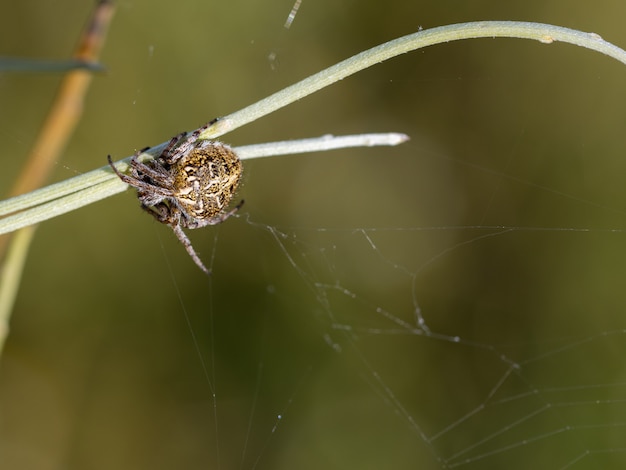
[108,121,243,274]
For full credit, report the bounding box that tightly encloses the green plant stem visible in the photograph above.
[0,133,407,235]
[1,21,626,236]
[0,227,35,351]
[201,21,626,139]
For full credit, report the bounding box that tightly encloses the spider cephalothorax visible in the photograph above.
[108,122,243,274]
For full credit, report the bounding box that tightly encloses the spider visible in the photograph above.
[108,121,243,274]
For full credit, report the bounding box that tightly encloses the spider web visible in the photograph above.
[204,213,626,470]
[2,2,626,470]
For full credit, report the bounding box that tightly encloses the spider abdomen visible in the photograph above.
[173,141,242,222]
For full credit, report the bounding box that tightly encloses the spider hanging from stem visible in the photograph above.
[108,121,244,274]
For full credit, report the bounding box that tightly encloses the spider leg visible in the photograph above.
[170,223,210,274]
[127,156,174,186]
[160,132,188,160]
[138,202,165,222]
[210,199,244,225]
[165,119,218,164]
[108,154,130,180]
[107,155,174,200]
[110,147,166,183]
[138,203,210,274]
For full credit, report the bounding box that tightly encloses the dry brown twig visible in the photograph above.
[0,0,116,353]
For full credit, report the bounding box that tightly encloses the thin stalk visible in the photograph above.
[2,22,626,235]
[0,133,408,235]
[201,21,626,139]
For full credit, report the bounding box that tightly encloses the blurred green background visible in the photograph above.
[2,1,626,469]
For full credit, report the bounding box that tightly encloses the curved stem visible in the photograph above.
[1,21,626,235]
[202,21,626,138]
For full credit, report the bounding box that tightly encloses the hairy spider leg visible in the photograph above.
[170,223,210,274]
[135,201,211,274]
[108,155,174,199]
[165,128,205,164]
[160,132,187,159]
[153,118,221,166]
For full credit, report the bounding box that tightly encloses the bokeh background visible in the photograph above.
[2,1,626,469]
